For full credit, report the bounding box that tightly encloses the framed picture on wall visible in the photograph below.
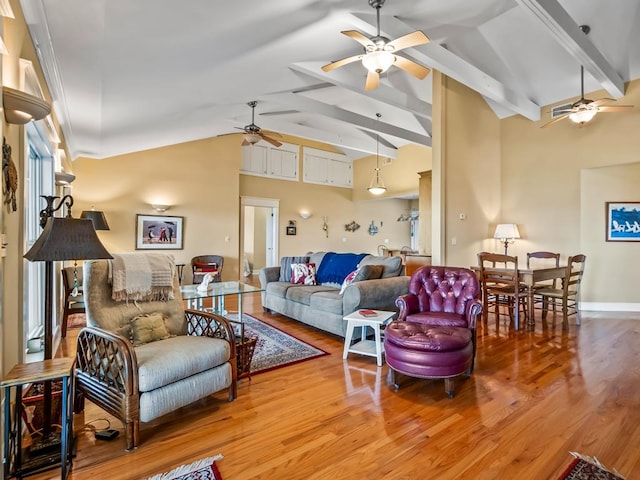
[136,214,184,249]
[286,226,296,236]
[606,202,640,242]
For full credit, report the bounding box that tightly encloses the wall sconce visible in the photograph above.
[299,212,311,220]
[3,86,51,124]
[151,204,170,213]
[494,223,521,255]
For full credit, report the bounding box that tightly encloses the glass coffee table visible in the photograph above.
[180,281,263,319]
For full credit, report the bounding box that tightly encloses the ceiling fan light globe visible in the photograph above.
[244,133,261,144]
[362,50,395,74]
[569,108,597,124]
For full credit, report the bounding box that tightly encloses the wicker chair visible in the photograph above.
[74,257,237,450]
[191,255,224,284]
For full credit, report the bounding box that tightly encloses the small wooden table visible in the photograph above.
[343,310,396,367]
[1,358,74,479]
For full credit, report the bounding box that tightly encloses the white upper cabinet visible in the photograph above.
[302,147,352,188]
[241,142,298,181]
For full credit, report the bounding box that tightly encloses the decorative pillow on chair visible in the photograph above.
[290,263,317,285]
[339,265,384,295]
[130,312,171,346]
[194,261,218,273]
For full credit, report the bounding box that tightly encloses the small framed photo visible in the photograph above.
[606,202,640,242]
[136,214,184,249]
[286,226,297,236]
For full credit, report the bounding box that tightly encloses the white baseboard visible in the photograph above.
[581,302,640,312]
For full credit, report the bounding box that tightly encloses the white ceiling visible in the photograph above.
[20,0,640,161]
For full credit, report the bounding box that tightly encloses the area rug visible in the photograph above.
[146,454,223,480]
[229,314,328,375]
[559,452,625,479]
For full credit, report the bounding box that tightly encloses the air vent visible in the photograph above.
[551,102,573,118]
[383,157,393,166]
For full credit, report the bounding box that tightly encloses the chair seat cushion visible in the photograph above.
[136,335,230,392]
[385,322,472,352]
[405,312,468,328]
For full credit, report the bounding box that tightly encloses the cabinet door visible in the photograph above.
[303,153,329,184]
[241,144,268,175]
[270,148,298,180]
[328,158,352,187]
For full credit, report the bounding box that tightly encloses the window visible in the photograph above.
[24,122,54,353]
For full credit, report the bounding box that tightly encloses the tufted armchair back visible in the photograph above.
[407,266,480,316]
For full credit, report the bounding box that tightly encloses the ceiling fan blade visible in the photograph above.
[393,55,430,80]
[598,105,634,112]
[341,30,372,48]
[387,30,430,52]
[541,113,571,128]
[260,134,282,148]
[365,71,379,91]
[591,98,616,107]
[322,54,364,72]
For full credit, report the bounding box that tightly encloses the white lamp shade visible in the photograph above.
[362,51,395,74]
[569,107,597,124]
[494,223,520,240]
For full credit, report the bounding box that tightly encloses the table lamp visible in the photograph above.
[23,194,112,459]
[494,223,520,255]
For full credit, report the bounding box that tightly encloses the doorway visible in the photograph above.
[240,196,279,278]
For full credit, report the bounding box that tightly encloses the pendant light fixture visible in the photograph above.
[368,113,386,195]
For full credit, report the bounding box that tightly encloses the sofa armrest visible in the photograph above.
[395,293,419,321]
[342,276,410,314]
[259,266,280,288]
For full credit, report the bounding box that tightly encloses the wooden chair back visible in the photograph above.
[526,251,560,269]
[564,254,586,297]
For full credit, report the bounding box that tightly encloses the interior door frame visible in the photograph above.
[240,196,279,277]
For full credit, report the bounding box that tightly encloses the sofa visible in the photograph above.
[259,251,410,337]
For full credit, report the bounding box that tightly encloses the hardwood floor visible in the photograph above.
[31,277,640,479]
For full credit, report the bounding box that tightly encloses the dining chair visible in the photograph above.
[536,254,586,327]
[191,255,224,284]
[527,251,561,312]
[61,265,85,337]
[477,252,527,330]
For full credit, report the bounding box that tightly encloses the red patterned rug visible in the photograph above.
[559,453,625,479]
[146,454,223,480]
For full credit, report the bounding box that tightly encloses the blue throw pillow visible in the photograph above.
[315,252,367,285]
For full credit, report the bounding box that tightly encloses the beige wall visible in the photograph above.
[72,136,242,283]
[500,78,640,305]
[435,73,502,267]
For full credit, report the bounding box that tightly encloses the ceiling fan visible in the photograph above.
[237,101,282,147]
[321,0,431,91]
[542,26,633,128]
[542,66,634,128]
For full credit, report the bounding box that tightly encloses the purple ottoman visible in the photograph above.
[384,321,473,398]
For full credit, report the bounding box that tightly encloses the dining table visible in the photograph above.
[472,265,567,327]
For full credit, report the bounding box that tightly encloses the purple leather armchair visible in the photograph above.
[385,266,483,397]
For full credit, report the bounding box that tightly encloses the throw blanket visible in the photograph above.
[315,252,367,285]
[110,253,175,301]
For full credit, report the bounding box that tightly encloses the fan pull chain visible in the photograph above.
[71,260,79,297]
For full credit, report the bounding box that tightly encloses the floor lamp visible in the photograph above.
[23,195,112,455]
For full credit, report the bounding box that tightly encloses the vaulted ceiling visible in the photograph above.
[20,0,640,161]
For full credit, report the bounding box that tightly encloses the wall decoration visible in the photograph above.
[322,216,328,238]
[3,137,17,212]
[368,220,379,236]
[286,220,297,236]
[136,214,184,249]
[606,202,640,242]
[345,221,360,232]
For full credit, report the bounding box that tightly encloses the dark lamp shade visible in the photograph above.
[24,217,113,262]
[80,210,110,230]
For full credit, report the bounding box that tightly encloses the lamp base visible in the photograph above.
[19,434,77,477]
